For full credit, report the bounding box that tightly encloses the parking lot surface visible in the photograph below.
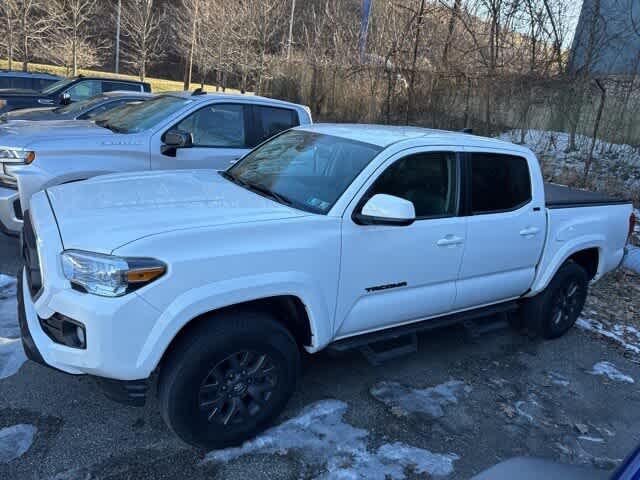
[1,234,639,479]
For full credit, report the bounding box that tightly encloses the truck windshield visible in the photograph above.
[40,78,74,95]
[93,95,190,133]
[226,130,382,214]
[54,95,107,115]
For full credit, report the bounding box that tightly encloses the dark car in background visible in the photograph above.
[0,71,62,91]
[472,443,640,480]
[0,91,154,123]
[0,75,152,114]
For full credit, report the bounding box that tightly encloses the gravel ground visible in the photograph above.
[1,234,639,479]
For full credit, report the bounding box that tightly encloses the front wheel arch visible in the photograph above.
[157,295,311,376]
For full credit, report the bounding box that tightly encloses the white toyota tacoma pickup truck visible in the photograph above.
[0,91,311,234]
[18,124,635,449]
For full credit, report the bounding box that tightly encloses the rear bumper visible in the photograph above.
[0,185,22,235]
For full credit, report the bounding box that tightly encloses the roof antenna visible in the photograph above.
[460,128,473,134]
[192,87,206,96]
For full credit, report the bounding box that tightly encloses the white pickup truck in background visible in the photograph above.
[0,91,312,234]
[18,124,635,449]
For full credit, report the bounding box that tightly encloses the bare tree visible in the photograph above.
[120,0,165,81]
[16,0,50,71]
[183,0,199,90]
[45,0,100,76]
[247,0,286,94]
[0,0,19,70]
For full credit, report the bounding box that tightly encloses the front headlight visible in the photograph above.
[0,147,35,164]
[60,250,166,297]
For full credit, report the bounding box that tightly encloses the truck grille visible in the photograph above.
[0,162,18,189]
[22,212,43,299]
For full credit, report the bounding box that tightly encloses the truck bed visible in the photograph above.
[544,183,631,209]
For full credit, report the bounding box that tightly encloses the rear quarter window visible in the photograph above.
[253,106,299,146]
[102,81,142,93]
[470,153,531,214]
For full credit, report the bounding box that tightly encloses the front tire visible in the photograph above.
[520,261,589,339]
[158,309,300,449]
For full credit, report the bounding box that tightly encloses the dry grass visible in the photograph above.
[0,59,243,94]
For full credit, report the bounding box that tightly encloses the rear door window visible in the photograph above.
[253,106,299,146]
[470,153,531,214]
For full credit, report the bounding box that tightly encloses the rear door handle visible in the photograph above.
[520,227,540,237]
[437,235,464,247]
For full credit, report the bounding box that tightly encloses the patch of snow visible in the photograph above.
[577,317,640,355]
[0,424,36,464]
[589,361,634,384]
[376,443,459,478]
[0,274,16,292]
[369,380,472,418]
[514,393,545,425]
[578,436,605,443]
[547,372,570,387]
[0,338,26,380]
[204,400,459,479]
[0,275,27,379]
[623,245,640,274]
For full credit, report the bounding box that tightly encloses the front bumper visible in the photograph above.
[18,271,149,405]
[19,193,163,381]
[0,185,22,235]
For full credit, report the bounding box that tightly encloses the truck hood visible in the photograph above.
[45,170,309,253]
[1,106,58,122]
[0,88,41,96]
[0,120,110,146]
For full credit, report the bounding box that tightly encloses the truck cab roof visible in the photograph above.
[163,90,311,111]
[294,123,529,152]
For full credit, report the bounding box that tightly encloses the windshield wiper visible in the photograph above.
[219,171,292,206]
[244,182,293,206]
[219,170,248,187]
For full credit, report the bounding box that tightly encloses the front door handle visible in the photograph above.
[437,235,464,247]
[520,227,540,237]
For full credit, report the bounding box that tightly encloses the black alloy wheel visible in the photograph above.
[198,350,279,426]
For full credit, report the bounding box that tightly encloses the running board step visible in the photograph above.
[327,300,519,364]
[463,313,511,339]
[358,333,418,366]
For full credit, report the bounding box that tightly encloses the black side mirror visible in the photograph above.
[161,129,193,157]
[59,92,71,105]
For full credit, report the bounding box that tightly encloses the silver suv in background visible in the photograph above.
[0,91,312,235]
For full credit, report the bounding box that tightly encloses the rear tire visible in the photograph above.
[519,261,589,339]
[158,309,300,449]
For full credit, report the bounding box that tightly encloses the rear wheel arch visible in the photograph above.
[534,245,601,294]
[519,259,590,339]
[566,247,599,280]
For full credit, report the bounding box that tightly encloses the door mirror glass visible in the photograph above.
[59,92,71,105]
[354,194,415,226]
[161,129,193,157]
